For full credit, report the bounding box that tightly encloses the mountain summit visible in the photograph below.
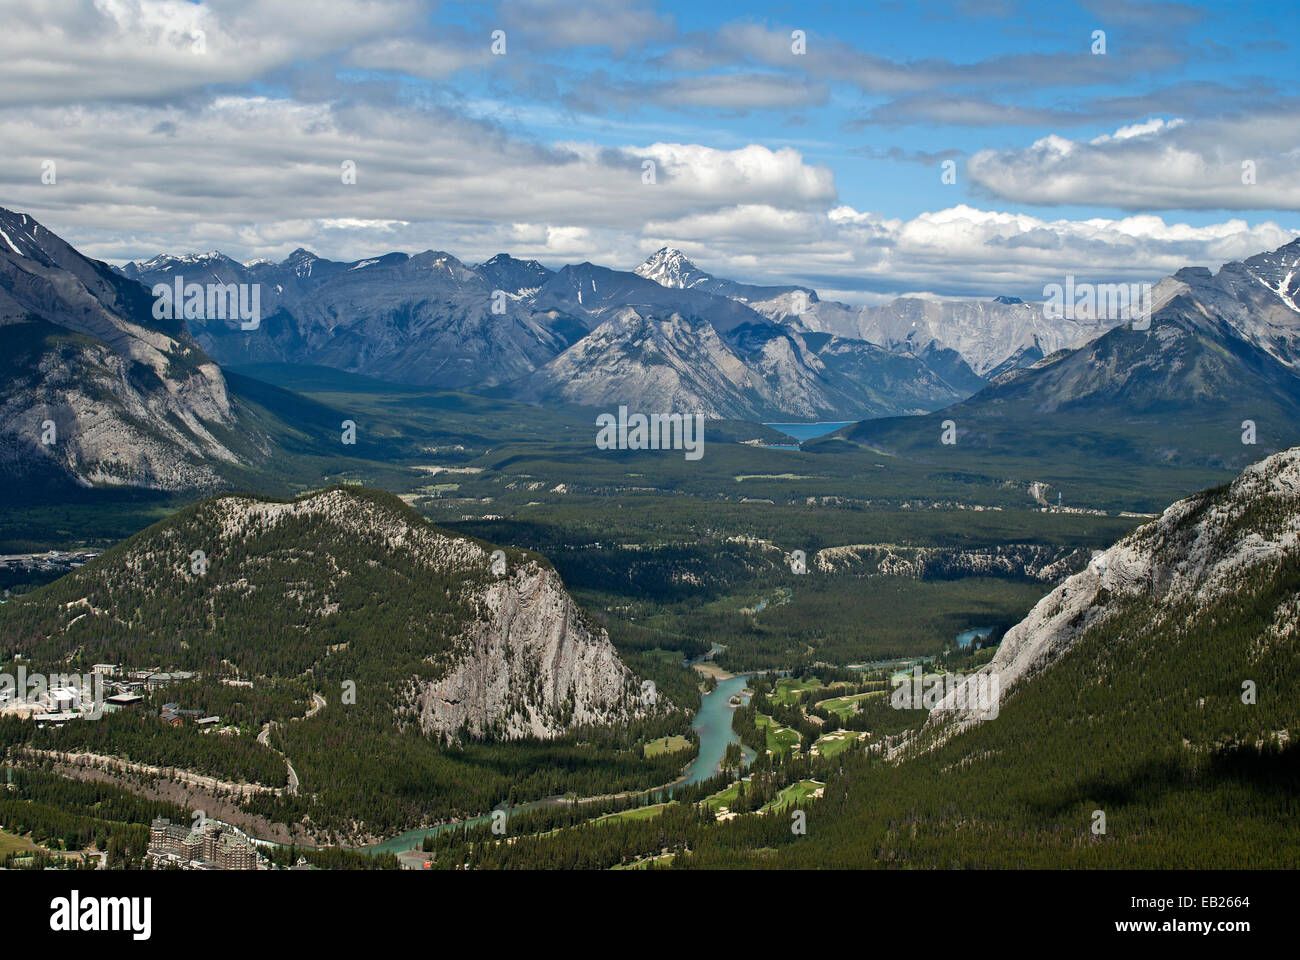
[0,206,249,493]
[634,246,816,305]
[0,484,657,740]
[633,247,713,290]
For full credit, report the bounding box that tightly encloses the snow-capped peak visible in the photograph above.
[136,251,229,268]
[0,207,51,259]
[634,246,710,290]
[1241,239,1300,315]
[283,247,319,278]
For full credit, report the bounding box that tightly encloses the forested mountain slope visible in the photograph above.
[685,446,1300,867]
[0,485,655,740]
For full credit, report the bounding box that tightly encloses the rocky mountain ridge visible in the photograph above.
[0,206,250,492]
[119,243,980,421]
[931,444,1300,733]
[823,240,1300,475]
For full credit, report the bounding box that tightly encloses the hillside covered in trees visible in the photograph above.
[0,486,690,841]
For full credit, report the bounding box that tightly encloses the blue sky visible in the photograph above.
[0,0,1296,302]
[422,0,1297,223]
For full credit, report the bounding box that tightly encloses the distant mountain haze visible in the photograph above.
[8,201,1300,490]
[118,242,998,420]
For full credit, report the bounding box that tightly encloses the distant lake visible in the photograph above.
[956,627,994,650]
[763,421,855,442]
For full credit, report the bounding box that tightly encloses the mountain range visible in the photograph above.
[119,243,988,421]
[797,295,1116,379]
[121,234,1298,432]
[815,239,1300,474]
[8,199,1300,497]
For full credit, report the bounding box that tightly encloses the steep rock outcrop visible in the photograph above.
[413,562,650,740]
[931,445,1300,731]
[0,206,246,491]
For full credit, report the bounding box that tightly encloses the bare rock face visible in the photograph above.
[813,542,1087,581]
[194,488,657,741]
[413,561,649,740]
[931,445,1300,732]
[0,206,247,492]
[519,309,761,420]
[794,296,1118,380]
[0,484,661,743]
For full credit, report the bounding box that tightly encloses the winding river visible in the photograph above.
[366,671,755,856]
[681,673,756,785]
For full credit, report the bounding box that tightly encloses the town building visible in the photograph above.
[148,818,261,870]
[48,687,81,713]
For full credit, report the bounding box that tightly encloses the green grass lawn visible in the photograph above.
[813,730,864,759]
[770,676,824,707]
[756,713,801,753]
[759,780,823,813]
[612,852,676,870]
[593,802,675,825]
[816,689,887,719]
[644,735,692,758]
[703,782,743,812]
[889,668,945,685]
[0,828,37,856]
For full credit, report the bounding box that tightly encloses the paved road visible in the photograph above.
[257,692,325,795]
